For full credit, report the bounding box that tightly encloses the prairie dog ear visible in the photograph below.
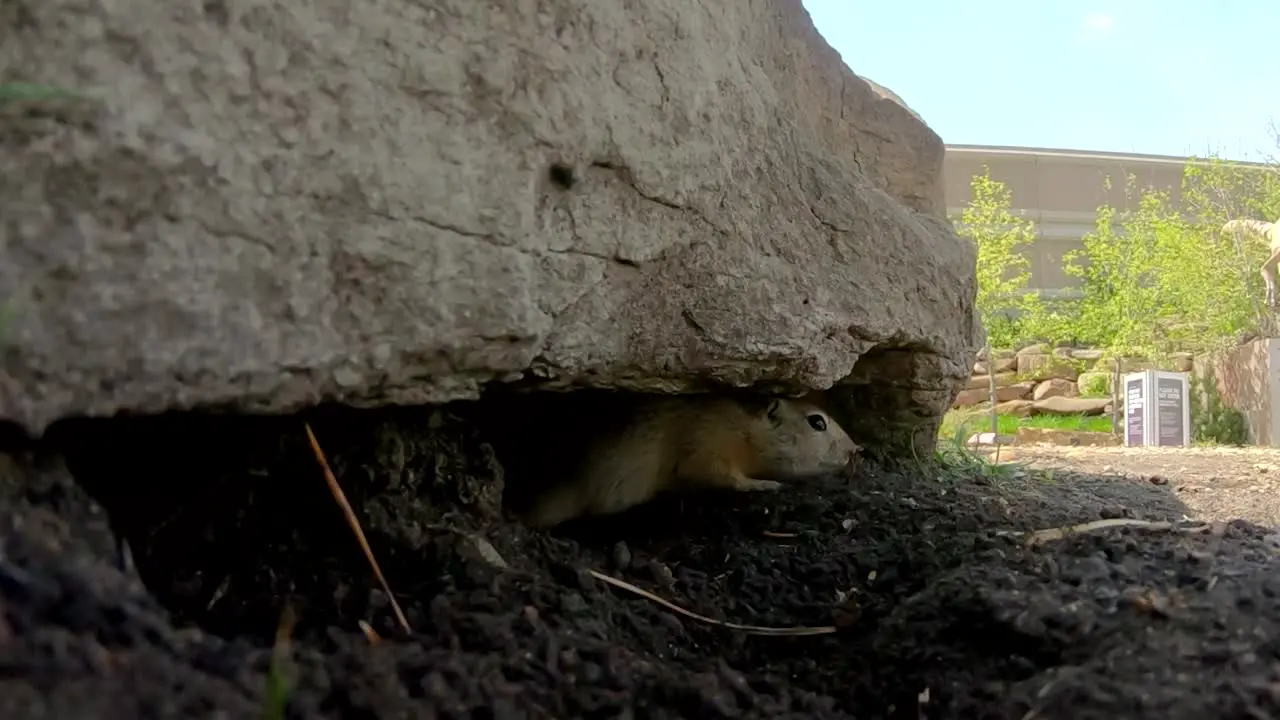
[765,398,782,425]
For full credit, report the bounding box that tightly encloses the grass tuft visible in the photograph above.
[940,409,1112,440]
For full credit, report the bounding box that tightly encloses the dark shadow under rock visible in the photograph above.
[0,450,263,718]
[48,404,513,642]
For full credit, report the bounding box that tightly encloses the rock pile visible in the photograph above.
[955,343,1195,417]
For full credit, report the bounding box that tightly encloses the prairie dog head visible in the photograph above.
[747,397,860,479]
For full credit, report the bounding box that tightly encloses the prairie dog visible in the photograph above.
[521,395,860,528]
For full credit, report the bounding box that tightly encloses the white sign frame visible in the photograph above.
[1122,370,1191,447]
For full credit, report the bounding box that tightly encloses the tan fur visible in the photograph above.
[521,395,860,528]
[1221,218,1280,307]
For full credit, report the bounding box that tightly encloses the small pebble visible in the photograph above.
[612,541,632,570]
[574,567,597,592]
[657,612,684,634]
[560,592,587,614]
[648,560,675,590]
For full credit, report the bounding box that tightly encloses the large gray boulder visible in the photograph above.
[0,0,979,456]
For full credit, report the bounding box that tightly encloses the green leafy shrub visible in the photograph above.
[952,152,1278,447]
[955,168,1041,351]
[956,153,1280,356]
[1189,365,1248,446]
[1077,373,1111,398]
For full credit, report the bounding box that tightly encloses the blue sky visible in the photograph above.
[802,1,1280,161]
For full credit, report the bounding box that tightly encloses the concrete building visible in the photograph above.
[942,144,1270,298]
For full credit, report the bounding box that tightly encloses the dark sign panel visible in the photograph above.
[1156,376,1186,446]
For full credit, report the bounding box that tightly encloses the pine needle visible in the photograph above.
[303,423,412,635]
[586,569,837,636]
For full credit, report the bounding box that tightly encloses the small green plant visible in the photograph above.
[0,82,89,107]
[1077,373,1111,398]
[930,422,1021,484]
[262,657,290,720]
[262,606,297,720]
[1189,364,1248,446]
[936,408,973,442]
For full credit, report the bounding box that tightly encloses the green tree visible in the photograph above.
[954,168,1042,435]
[1181,156,1280,336]
[1066,175,1173,356]
[1072,178,1214,355]
[1067,160,1279,358]
[955,168,1041,349]
[1183,155,1280,229]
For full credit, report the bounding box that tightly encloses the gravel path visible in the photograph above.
[1012,445,1280,526]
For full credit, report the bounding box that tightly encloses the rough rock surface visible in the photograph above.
[1033,396,1112,416]
[1032,377,1077,401]
[952,382,1034,407]
[1,0,978,455]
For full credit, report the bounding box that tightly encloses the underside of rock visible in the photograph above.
[1,0,978,458]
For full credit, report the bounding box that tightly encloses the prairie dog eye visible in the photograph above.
[806,414,827,431]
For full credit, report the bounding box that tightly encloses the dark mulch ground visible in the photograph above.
[3,403,1280,719]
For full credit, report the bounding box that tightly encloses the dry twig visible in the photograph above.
[586,569,837,636]
[357,619,382,645]
[303,423,412,635]
[997,518,1211,546]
